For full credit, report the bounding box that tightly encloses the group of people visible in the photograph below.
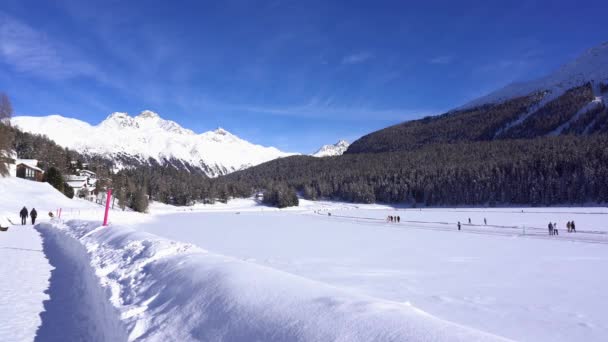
[567,221,577,233]
[19,206,38,225]
[548,221,576,236]
[387,215,401,223]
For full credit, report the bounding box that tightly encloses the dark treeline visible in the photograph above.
[217,134,608,207]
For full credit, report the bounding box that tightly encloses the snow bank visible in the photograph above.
[40,220,509,342]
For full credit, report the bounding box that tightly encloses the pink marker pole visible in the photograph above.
[103,189,113,226]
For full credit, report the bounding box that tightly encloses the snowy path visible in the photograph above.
[0,226,51,342]
[34,223,127,342]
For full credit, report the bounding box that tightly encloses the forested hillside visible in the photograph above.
[217,135,608,206]
[346,83,607,154]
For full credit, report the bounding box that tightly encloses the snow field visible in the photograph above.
[42,219,508,341]
[139,207,608,342]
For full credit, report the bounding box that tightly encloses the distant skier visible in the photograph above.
[554,222,558,235]
[19,206,28,225]
[397,216,401,223]
[484,218,487,225]
[30,208,38,225]
[457,221,461,231]
[468,218,471,224]
[566,221,571,232]
[548,222,553,235]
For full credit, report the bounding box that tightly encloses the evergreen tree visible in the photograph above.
[63,184,75,199]
[132,187,149,213]
[44,167,64,193]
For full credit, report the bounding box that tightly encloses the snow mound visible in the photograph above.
[41,220,509,341]
[463,41,608,109]
[11,111,296,177]
[313,140,350,157]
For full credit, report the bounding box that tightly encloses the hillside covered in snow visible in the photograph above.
[312,140,350,157]
[347,42,608,154]
[12,111,295,177]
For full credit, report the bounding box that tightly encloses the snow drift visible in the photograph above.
[38,220,509,342]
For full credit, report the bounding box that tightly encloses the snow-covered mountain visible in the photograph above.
[347,41,608,154]
[312,140,350,157]
[12,111,295,177]
[463,41,608,109]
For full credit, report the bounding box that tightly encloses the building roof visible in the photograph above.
[66,180,87,189]
[16,159,38,168]
[16,163,43,172]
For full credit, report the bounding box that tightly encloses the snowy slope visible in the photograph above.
[0,176,103,342]
[463,41,608,109]
[12,111,295,177]
[312,139,350,157]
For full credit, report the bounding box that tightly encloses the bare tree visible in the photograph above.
[0,92,14,176]
[0,92,13,121]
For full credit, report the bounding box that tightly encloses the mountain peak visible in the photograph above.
[137,110,160,119]
[313,140,350,157]
[214,127,229,135]
[102,112,139,129]
[105,112,130,120]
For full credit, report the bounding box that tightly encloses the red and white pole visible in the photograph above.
[103,188,113,226]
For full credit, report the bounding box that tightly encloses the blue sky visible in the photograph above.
[1,0,607,153]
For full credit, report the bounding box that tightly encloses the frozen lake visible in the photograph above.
[138,203,608,341]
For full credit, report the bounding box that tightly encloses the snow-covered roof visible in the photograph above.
[65,180,87,189]
[16,159,38,168]
[16,163,43,172]
[66,175,88,182]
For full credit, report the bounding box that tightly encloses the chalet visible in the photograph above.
[65,170,97,201]
[16,163,44,181]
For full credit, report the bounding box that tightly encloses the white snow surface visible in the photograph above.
[44,219,507,342]
[312,139,350,157]
[0,177,102,342]
[2,175,608,341]
[11,111,295,177]
[140,200,608,342]
[462,41,608,109]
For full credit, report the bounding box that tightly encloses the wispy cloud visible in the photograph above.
[225,103,434,122]
[429,55,453,64]
[341,52,374,65]
[0,12,100,80]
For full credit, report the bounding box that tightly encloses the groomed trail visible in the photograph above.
[312,210,608,244]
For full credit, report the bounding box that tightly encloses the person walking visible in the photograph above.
[30,208,38,225]
[468,217,471,224]
[19,206,28,225]
[548,222,553,235]
[484,218,487,225]
[397,216,401,223]
[553,222,559,235]
[458,221,461,231]
[567,221,571,233]
[571,220,576,233]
